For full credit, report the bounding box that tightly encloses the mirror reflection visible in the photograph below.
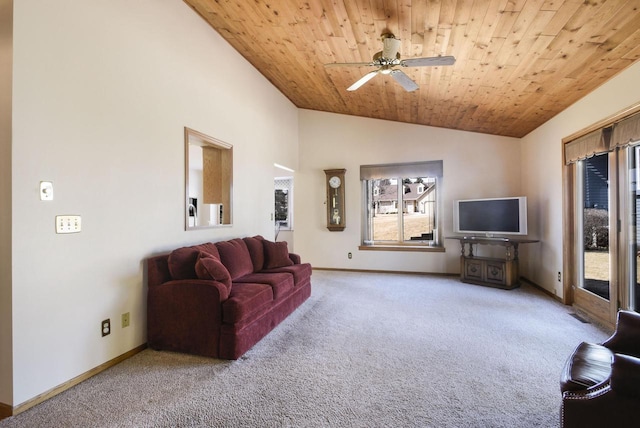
[185,127,233,229]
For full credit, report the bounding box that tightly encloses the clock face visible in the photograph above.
[329,176,341,188]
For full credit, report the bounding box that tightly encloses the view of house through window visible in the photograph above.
[361,161,442,247]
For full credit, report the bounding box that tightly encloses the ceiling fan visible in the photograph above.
[325,33,455,92]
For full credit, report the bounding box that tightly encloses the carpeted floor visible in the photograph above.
[0,271,610,427]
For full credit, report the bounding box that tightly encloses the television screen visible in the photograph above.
[454,197,527,236]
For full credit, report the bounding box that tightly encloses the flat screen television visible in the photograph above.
[453,196,527,236]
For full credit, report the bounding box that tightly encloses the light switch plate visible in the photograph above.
[56,215,82,234]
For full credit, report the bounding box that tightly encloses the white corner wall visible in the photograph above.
[521,61,640,297]
[296,110,521,273]
[9,0,298,406]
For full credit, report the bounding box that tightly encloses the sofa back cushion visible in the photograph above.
[168,243,220,280]
[195,252,232,300]
[216,238,254,280]
[263,240,294,269]
[243,235,265,272]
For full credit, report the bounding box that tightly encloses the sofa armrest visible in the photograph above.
[610,353,640,398]
[289,252,301,264]
[147,279,226,357]
[562,359,640,428]
[603,310,640,356]
[561,383,615,428]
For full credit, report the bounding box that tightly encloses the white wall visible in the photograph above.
[521,61,640,297]
[8,0,298,406]
[296,110,521,273]
[0,0,13,407]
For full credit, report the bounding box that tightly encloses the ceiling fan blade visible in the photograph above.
[324,62,376,68]
[382,36,401,60]
[391,70,419,92]
[401,55,456,67]
[347,70,379,91]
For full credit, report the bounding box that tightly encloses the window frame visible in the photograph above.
[562,105,640,325]
[359,161,444,252]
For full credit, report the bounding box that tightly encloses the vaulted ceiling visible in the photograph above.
[184,0,640,138]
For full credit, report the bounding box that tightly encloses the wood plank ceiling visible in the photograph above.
[184,0,640,138]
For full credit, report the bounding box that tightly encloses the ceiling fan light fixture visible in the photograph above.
[325,32,456,92]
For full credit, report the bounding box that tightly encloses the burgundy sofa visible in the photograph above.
[146,236,311,359]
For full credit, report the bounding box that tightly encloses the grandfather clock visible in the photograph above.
[324,169,346,231]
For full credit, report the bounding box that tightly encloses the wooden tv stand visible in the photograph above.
[446,236,539,289]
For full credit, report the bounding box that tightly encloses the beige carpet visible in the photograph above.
[0,271,609,427]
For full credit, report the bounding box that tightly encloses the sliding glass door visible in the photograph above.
[580,154,611,300]
[565,110,640,324]
[624,145,640,311]
[573,153,617,322]
[567,142,640,325]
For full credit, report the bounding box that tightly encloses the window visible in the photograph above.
[275,177,293,231]
[360,161,443,250]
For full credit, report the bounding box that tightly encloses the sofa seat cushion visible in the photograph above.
[167,243,220,280]
[262,263,312,285]
[222,282,274,324]
[216,238,254,280]
[233,272,295,300]
[561,342,613,392]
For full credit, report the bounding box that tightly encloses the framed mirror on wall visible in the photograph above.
[184,127,233,229]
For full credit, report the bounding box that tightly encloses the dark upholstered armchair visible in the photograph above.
[560,310,640,427]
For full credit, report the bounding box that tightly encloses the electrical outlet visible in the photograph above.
[122,312,130,328]
[101,319,111,337]
[348,252,352,259]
